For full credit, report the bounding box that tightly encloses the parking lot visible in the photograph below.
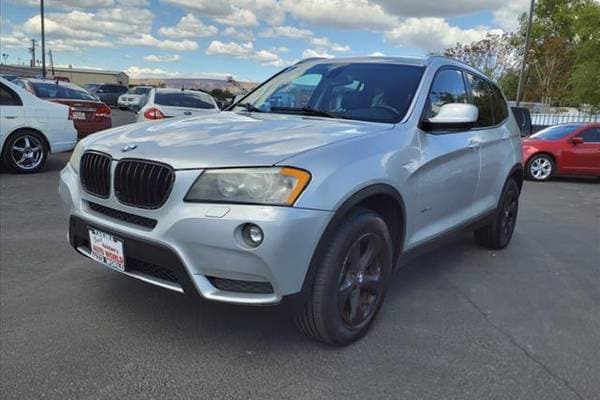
[1,110,599,400]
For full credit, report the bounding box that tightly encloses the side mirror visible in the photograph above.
[571,136,584,145]
[423,103,479,131]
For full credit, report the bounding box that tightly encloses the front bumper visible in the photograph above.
[59,164,333,305]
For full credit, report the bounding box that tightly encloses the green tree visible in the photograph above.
[569,1,600,108]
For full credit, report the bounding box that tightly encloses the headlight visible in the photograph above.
[185,167,311,206]
[69,141,85,174]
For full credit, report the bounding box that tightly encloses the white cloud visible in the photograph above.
[310,37,350,52]
[18,0,115,8]
[223,27,255,41]
[123,34,198,51]
[158,14,218,38]
[125,66,181,78]
[215,8,259,27]
[144,54,182,63]
[371,0,505,18]
[206,40,290,67]
[160,0,233,16]
[260,26,314,40]
[369,51,385,56]
[302,49,334,59]
[493,0,530,31]
[385,17,501,51]
[283,0,397,30]
[0,32,31,49]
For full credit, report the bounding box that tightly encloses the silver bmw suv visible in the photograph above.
[60,57,523,345]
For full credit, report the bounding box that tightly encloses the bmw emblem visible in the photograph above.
[122,144,138,152]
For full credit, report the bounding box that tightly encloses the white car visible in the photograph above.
[137,88,219,122]
[1,77,77,173]
[117,86,152,111]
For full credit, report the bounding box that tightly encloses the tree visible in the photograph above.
[442,33,518,81]
[569,1,600,108]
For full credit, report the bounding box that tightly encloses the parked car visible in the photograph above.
[117,86,152,111]
[60,56,523,345]
[510,106,532,136]
[83,83,128,107]
[0,73,18,82]
[17,78,112,138]
[1,77,77,173]
[522,123,600,180]
[137,88,219,122]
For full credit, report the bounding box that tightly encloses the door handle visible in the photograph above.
[3,116,17,119]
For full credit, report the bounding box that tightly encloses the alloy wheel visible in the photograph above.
[499,190,518,242]
[11,135,44,171]
[530,157,552,180]
[338,233,385,329]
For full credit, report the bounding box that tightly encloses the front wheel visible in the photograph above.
[526,154,554,181]
[295,209,393,345]
[474,178,520,250]
[1,131,48,174]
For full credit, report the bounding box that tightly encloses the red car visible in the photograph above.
[16,78,111,138]
[522,123,600,181]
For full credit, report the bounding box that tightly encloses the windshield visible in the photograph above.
[234,62,425,123]
[32,82,98,101]
[83,84,100,92]
[130,87,151,95]
[531,125,580,140]
[155,91,216,109]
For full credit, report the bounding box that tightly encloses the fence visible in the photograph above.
[531,112,600,127]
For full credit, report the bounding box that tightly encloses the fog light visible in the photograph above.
[242,223,263,247]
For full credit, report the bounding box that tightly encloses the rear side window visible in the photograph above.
[427,69,468,118]
[531,125,579,140]
[0,84,22,106]
[578,128,600,143]
[467,74,495,128]
[491,85,509,123]
[31,82,97,101]
[155,92,215,109]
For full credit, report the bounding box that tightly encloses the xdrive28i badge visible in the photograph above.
[122,144,138,152]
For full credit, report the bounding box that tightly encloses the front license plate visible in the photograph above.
[72,111,86,120]
[88,228,125,272]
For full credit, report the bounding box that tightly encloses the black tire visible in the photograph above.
[1,130,48,174]
[295,209,393,345]
[474,178,520,250]
[526,154,555,181]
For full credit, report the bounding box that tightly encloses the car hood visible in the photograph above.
[85,111,393,169]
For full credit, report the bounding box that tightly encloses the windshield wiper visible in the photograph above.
[237,102,263,112]
[270,106,348,119]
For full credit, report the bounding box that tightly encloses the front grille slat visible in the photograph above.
[114,159,174,209]
[80,152,111,198]
[86,201,157,229]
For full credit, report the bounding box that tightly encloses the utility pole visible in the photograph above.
[30,39,36,68]
[40,0,47,78]
[516,0,535,106]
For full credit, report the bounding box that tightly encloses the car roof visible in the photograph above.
[154,88,211,94]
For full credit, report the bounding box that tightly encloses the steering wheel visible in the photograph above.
[370,104,401,116]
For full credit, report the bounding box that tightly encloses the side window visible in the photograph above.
[578,128,600,143]
[0,84,22,106]
[265,73,322,109]
[427,69,468,118]
[467,74,495,128]
[491,84,509,123]
[96,85,107,93]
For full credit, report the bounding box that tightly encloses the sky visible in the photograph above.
[0,0,531,82]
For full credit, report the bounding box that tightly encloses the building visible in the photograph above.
[0,64,129,86]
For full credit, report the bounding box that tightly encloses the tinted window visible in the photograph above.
[427,69,468,118]
[31,82,97,101]
[491,84,508,123]
[0,84,22,106]
[467,74,495,127]
[237,63,425,124]
[83,84,101,92]
[578,128,600,143]
[531,125,580,140]
[130,87,151,95]
[155,91,216,109]
[103,85,126,93]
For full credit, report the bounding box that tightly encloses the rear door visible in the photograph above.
[0,83,26,147]
[415,68,480,244]
[562,127,600,174]
[467,74,516,216]
[155,91,218,118]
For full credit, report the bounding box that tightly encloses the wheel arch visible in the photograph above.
[298,183,406,299]
[508,163,524,193]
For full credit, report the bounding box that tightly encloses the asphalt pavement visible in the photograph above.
[1,111,599,399]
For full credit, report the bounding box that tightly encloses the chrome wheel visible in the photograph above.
[530,156,552,180]
[338,233,385,329]
[11,135,44,171]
